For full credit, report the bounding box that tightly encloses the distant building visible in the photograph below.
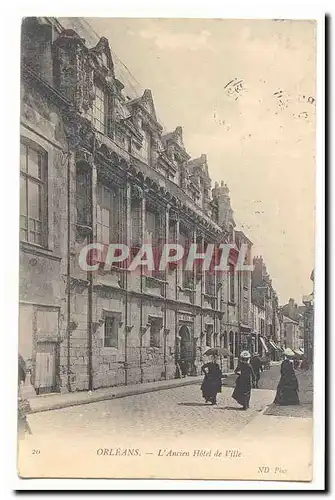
[251,301,266,356]
[281,315,303,351]
[251,256,281,359]
[280,298,305,352]
[303,269,315,364]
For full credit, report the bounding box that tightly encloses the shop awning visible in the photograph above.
[259,337,268,353]
[240,323,252,332]
[268,340,281,351]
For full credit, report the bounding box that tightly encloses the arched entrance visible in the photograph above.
[178,325,193,377]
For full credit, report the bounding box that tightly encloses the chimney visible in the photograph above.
[212,181,234,229]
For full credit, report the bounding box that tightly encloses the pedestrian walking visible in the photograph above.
[200,356,222,405]
[18,354,32,439]
[274,351,299,406]
[300,357,309,370]
[250,352,263,388]
[180,360,189,377]
[232,351,255,410]
[293,357,300,370]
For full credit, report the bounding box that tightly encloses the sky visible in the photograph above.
[85,17,316,305]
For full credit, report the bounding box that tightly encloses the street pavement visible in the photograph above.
[19,363,313,480]
[222,362,313,418]
[25,363,313,441]
[26,381,275,442]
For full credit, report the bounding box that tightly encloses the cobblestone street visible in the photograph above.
[27,382,275,442]
[25,363,312,442]
[19,363,313,480]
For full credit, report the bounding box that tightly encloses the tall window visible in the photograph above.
[91,84,106,133]
[243,296,249,324]
[145,208,164,279]
[150,319,161,348]
[180,227,194,289]
[220,332,228,357]
[206,326,213,347]
[104,316,118,348]
[20,141,47,246]
[97,184,120,245]
[76,165,91,227]
[130,197,141,247]
[142,130,152,165]
[205,271,215,296]
[229,263,235,303]
[234,333,239,358]
[145,210,157,244]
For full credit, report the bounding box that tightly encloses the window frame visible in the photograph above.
[20,138,48,247]
[149,319,162,348]
[90,81,107,134]
[96,183,121,245]
[76,163,92,228]
[229,263,235,303]
[103,312,119,349]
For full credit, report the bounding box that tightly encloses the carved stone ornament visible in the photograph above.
[68,320,79,333]
[75,148,93,166]
[64,113,95,150]
[131,184,144,200]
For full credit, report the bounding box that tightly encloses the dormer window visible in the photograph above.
[100,52,108,68]
[142,129,152,165]
[91,83,106,134]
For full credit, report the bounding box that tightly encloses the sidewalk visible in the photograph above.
[26,371,236,414]
[26,375,205,414]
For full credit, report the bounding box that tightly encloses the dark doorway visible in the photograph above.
[179,325,192,376]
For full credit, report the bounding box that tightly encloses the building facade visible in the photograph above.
[19,17,254,394]
[251,301,266,356]
[251,256,281,360]
[303,269,315,365]
[280,298,305,352]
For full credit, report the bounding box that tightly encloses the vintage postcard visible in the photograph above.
[17,16,320,482]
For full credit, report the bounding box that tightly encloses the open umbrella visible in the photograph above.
[203,347,233,357]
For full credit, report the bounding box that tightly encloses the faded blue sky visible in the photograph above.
[85,18,316,304]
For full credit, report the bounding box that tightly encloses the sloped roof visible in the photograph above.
[282,315,298,324]
[57,17,144,100]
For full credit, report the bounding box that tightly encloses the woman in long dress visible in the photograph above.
[232,351,255,410]
[274,356,299,405]
[201,357,222,405]
[18,354,32,439]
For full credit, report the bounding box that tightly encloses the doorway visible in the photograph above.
[34,341,58,395]
[178,325,192,376]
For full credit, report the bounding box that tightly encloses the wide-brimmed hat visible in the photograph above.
[240,350,251,359]
[284,348,295,358]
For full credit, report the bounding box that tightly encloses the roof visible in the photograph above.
[56,18,168,131]
[235,230,253,245]
[282,315,298,324]
[57,17,144,100]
